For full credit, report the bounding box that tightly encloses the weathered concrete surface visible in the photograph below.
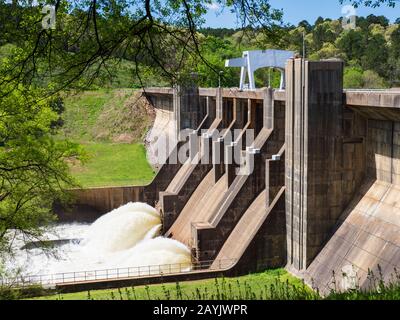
[212,148,286,273]
[285,59,366,271]
[192,89,285,263]
[224,188,287,276]
[145,87,286,101]
[160,98,241,233]
[56,186,145,222]
[289,116,400,294]
[166,169,227,246]
[298,179,400,295]
[165,95,268,246]
[145,87,400,109]
[144,86,208,169]
[145,105,175,169]
[160,162,214,233]
[345,90,400,109]
[367,119,400,184]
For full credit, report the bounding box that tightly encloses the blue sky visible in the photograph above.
[203,0,400,28]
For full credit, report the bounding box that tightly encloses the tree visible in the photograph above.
[339,0,398,7]
[298,20,312,33]
[362,69,387,88]
[357,15,390,30]
[309,43,343,61]
[390,25,400,60]
[344,66,364,88]
[189,35,241,87]
[0,0,286,261]
[336,28,365,62]
[0,81,83,260]
[314,17,325,27]
[312,20,342,51]
[387,25,400,86]
[0,0,284,94]
[283,26,309,55]
[361,32,388,76]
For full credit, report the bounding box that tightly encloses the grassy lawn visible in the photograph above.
[71,143,155,188]
[32,269,316,300]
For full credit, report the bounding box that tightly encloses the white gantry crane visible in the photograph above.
[225,49,295,90]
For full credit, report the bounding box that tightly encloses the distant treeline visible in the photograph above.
[196,15,400,89]
[1,0,399,89]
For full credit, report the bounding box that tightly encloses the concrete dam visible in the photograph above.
[61,58,400,294]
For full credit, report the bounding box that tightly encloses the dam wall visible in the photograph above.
[56,58,400,294]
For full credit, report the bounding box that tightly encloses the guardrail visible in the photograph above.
[0,259,237,288]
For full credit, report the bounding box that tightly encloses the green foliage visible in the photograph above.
[362,70,388,88]
[190,36,242,88]
[0,81,84,258]
[0,284,54,300]
[344,67,387,88]
[1,2,399,89]
[361,32,388,75]
[192,16,399,88]
[309,43,343,61]
[339,0,397,9]
[311,20,342,51]
[198,28,238,38]
[344,66,364,88]
[336,29,366,62]
[0,0,284,94]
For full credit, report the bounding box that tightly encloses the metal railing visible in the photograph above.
[0,258,237,288]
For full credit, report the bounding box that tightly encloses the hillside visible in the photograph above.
[59,89,156,188]
[59,89,155,143]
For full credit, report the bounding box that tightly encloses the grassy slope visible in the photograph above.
[33,269,315,300]
[71,143,154,187]
[59,89,155,187]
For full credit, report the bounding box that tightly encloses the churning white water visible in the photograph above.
[82,202,162,253]
[4,202,191,278]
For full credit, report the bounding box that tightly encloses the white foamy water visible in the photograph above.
[81,202,161,254]
[4,202,191,279]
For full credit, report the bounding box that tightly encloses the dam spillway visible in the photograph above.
[6,203,191,279]
[57,58,400,295]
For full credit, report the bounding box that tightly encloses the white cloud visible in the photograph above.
[206,2,220,11]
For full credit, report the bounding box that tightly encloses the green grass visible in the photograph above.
[60,89,114,142]
[57,88,156,187]
[31,269,316,300]
[71,143,155,188]
[24,268,400,300]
